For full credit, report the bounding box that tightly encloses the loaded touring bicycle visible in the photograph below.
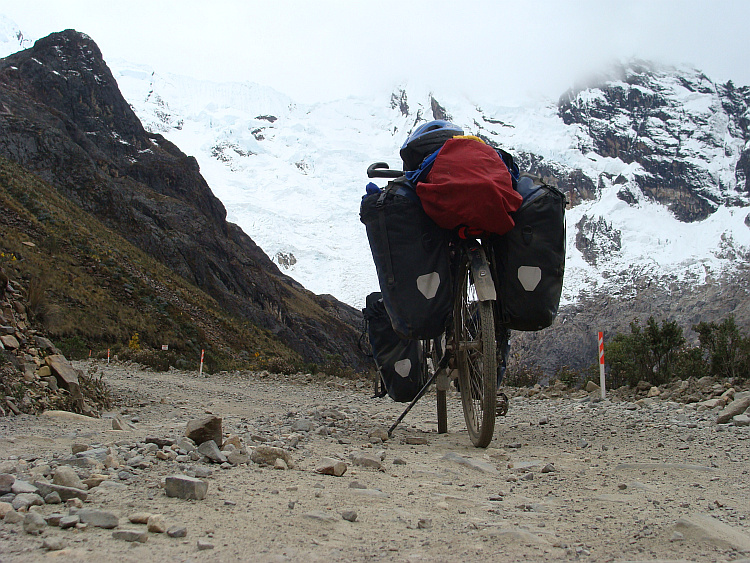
[360,121,566,448]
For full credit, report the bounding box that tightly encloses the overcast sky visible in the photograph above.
[4,0,750,104]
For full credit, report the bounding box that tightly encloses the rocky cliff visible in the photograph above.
[0,30,364,370]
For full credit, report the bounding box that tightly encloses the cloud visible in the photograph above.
[6,0,750,103]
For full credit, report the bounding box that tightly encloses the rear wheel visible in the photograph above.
[454,255,497,447]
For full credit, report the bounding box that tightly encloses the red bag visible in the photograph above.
[416,137,522,236]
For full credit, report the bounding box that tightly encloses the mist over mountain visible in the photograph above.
[2,17,749,375]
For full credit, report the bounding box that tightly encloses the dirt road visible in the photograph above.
[1,361,749,562]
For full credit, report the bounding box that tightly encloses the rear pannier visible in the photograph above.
[363,292,426,402]
[360,178,453,340]
[490,174,566,331]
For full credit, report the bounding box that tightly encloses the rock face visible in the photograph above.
[0,30,363,369]
[558,62,750,223]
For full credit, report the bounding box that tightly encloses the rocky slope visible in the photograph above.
[0,30,364,370]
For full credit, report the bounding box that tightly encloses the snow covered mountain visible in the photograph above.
[109,59,750,312]
[3,18,749,316]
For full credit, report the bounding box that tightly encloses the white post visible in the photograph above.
[199,349,205,376]
[598,331,606,399]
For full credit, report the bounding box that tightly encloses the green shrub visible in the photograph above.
[504,354,545,387]
[57,336,91,360]
[605,317,686,387]
[694,316,750,380]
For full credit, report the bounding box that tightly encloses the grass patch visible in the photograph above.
[0,156,301,373]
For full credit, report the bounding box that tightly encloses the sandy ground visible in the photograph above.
[1,361,750,562]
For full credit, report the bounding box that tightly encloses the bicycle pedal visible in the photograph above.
[495,392,509,417]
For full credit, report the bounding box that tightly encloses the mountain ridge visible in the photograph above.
[0,29,365,370]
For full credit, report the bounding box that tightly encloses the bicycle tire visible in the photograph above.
[454,255,497,447]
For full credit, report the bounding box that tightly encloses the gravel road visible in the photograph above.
[1,361,749,562]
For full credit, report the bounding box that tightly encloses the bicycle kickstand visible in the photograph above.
[387,371,437,438]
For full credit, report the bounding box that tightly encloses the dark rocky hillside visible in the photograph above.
[558,62,750,222]
[0,30,365,370]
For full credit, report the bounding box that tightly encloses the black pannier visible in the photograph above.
[363,292,425,402]
[491,174,566,331]
[360,177,452,340]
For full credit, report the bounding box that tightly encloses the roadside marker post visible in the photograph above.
[199,349,205,376]
[107,348,110,365]
[598,331,606,399]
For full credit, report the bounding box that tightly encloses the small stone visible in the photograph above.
[222,434,242,450]
[59,515,80,529]
[618,483,628,490]
[165,475,208,500]
[368,428,389,442]
[291,418,315,432]
[185,415,223,447]
[53,466,84,489]
[82,474,109,489]
[4,509,24,524]
[393,457,407,465]
[733,414,750,427]
[250,445,294,468]
[717,396,750,424]
[585,381,600,393]
[350,452,383,470]
[44,492,62,504]
[225,452,249,465]
[167,525,188,538]
[34,481,88,502]
[71,443,88,454]
[0,473,14,494]
[315,457,347,477]
[274,458,288,470]
[0,501,12,518]
[197,539,215,550]
[77,508,119,529]
[12,492,44,511]
[670,531,685,542]
[175,437,196,453]
[541,463,556,473]
[42,537,66,551]
[417,518,433,529]
[147,514,167,533]
[341,510,358,522]
[197,440,227,463]
[11,479,38,494]
[128,512,153,524]
[23,511,47,535]
[66,498,83,509]
[45,512,65,526]
[113,529,148,543]
[403,436,429,445]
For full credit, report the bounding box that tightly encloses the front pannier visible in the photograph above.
[360,178,452,340]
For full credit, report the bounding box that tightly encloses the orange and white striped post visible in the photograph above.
[598,331,606,398]
[199,349,205,376]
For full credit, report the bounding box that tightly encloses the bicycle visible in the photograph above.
[366,162,502,448]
